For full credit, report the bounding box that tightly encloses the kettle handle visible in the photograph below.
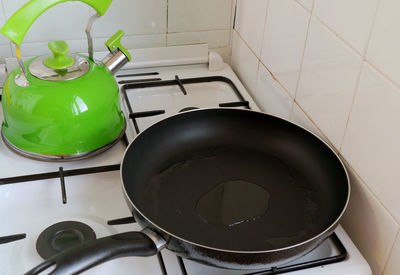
[0,0,112,46]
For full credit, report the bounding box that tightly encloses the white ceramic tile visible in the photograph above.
[290,103,326,141]
[341,62,400,224]
[92,0,167,37]
[167,30,230,49]
[296,17,362,149]
[295,0,313,11]
[384,231,400,275]
[341,165,399,275]
[366,0,400,86]
[261,0,310,97]
[0,64,6,86]
[0,4,10,44]
[234,0,268,57]
[168,0,233,33]
[254,63,293,119]
[231,31,259,95]
[0,43,11,63]
[314,0,379,55]
[2,0,90,43]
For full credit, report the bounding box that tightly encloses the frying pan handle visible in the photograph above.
[24,231,159,275]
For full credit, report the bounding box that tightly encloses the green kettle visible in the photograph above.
[0,0,132,161]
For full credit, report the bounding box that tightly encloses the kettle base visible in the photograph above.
[1,124,126,162]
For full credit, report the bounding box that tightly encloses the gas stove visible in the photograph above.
[0,45,371,275]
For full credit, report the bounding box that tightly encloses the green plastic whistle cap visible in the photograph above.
[105,30,132,61]
[44,41,75,69]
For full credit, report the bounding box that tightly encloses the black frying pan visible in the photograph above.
[26,108,349,274]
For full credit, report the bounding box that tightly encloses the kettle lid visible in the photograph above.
[29,41,90,81]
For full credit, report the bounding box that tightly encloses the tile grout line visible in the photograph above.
[233,27,294,102]
[254,0,289,105]
[293,2,313,101]
[259,60,293,101]
[166,0,169,46]
[353,0,400,91]
[308,1,400,91]
[229,0,238,64]
[312,12,364,57]
[338,0,381,152]
[342,157,400,227]
[292,100,335,147]
[1,0,9,20]
[292,0,400,154]
[289,0,314,121]
[168,28,233,34]
[0,0,12,57]
[363,0,382,58]
[228,0,236,54]
[259,0,271,59]
[338,62,364,152]
[363,59,400,91]
[382,228,400,274]
[234,21,329,142]
[231,0,238,29]
[235,27,294,109]
[293,0,313,12]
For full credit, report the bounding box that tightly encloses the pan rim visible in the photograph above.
[120,107,351,254]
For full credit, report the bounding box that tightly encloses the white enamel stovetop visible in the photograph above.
[0,45,371,275]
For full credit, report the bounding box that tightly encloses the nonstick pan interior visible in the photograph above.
[122,109,349,252]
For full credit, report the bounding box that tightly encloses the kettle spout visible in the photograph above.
[102,49,129,75]
[102,30,132,75]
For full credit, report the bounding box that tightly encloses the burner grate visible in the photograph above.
[0,163,124,219]
[121,75,251,135]
[0,233,26,245]
[173,233,347,275]
[242,234,347,274]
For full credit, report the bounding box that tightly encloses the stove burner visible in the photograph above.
[179,107,199,113]
[36,221,96,259]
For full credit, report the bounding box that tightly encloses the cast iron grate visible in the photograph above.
[107,215,347,275]
[121,75,251,135]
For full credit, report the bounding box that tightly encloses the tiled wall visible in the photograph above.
[231,0,400,274]
[0,0,235,62]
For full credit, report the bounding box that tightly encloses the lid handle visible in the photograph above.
[44,41,74,69]
[0,0,112,46]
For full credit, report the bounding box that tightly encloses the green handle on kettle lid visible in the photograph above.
[0,0,112,46]
[44,41,75,69]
